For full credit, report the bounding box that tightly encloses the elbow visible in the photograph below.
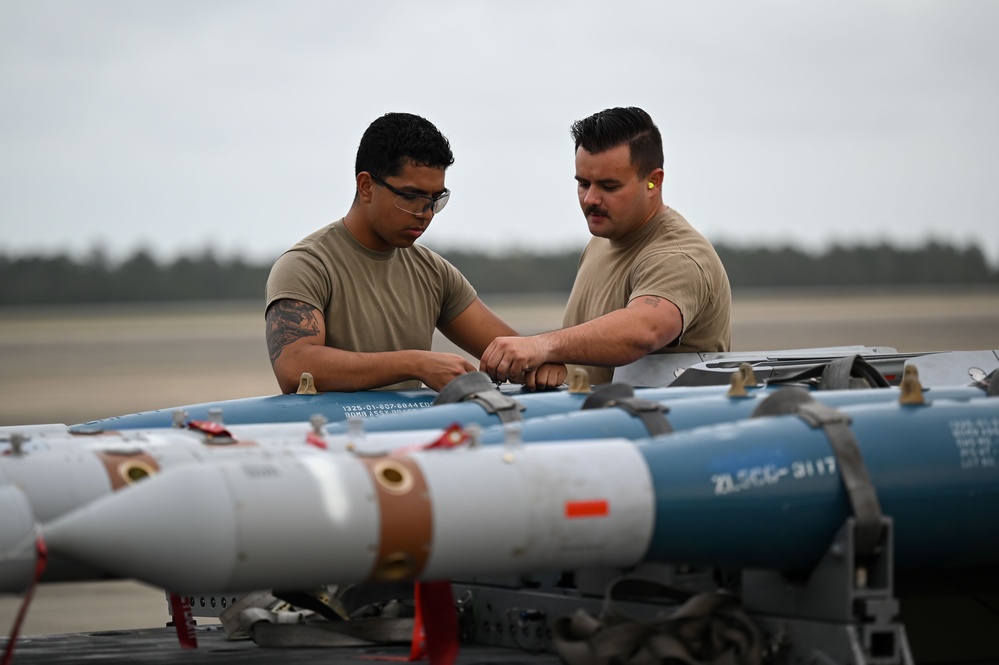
[279,379,300,395]
[272,357,309,395]
[627,326,677,362]
[274,370,301,395]
[632,330,664,360]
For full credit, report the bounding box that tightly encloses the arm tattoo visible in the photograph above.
[266,300,321,364]
[642,296,662,308]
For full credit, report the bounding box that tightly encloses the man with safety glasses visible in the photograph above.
[265,112,566,393]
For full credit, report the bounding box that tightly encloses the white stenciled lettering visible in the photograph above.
[340,402,432,418]
[950,418,999,470]
[712,473,735,495]
[716,457,838,496]
[712,464,790,496]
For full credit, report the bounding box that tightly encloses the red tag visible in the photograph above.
[168,593,199,649]
[306,432,328,449]
[393,424,468,455]
[565,499,609,519]
[187,420,232,438]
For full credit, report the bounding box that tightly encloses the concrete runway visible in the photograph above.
[2,289,997,636]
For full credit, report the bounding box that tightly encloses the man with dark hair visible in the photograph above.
[266,112,565,393]
[480,106,731,385]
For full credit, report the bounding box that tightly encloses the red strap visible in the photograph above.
[359,581,460,664]
[408,587,427,661]
[415,581,459,665]
[2,533,48,665]
[168,593,199,649]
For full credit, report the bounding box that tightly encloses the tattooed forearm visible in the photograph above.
[266,300,321,364]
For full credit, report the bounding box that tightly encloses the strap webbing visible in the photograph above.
[248,615,415,648]
[581,384,672,436]
[168,593,199,649]
[465,390,525,424]
[432,372,524,424]
[795,401,885,556]
[228,581,459,664]
[415,581,459,665]
[767,354,890,390]
[818,355,890,390]
[552,577,761,665]
[984,368,999,397]
[608,397,673,436]
[752,390,885,557]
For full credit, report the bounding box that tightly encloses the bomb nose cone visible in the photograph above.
[42,452,382,593]
[43,464,238,591]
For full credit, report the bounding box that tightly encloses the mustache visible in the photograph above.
[584,205,608,217]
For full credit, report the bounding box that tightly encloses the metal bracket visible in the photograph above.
[744,517,913,664]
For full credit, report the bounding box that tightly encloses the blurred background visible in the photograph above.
[2,1,998,265]
[2,0,998,640]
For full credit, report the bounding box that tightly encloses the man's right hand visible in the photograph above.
[421,352,477,392]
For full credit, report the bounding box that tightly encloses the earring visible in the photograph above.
[647,182,655,189]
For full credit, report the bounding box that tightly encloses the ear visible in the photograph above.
[356,172,375,203]
[646,168,664,193]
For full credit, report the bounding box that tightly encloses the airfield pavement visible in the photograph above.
[1,288,998,637]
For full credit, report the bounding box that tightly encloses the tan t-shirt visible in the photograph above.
[265,219,477,390]
[562,207,732,385]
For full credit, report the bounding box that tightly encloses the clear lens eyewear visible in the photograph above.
[369,173,450,215]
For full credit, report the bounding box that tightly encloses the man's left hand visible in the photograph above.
[480,335,549,383]
[523,362,567,391]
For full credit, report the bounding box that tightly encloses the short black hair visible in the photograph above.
[570,107,663,178]
[355,112,455,179]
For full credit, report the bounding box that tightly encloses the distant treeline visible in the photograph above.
[0,241,996,306]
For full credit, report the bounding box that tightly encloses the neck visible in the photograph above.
[342,205,385,252]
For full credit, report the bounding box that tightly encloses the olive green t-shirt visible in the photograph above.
[562,207,732,385]
[265,219,477,390]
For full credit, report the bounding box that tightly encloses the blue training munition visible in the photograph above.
[40,389,999,592]
[472,373,990,445]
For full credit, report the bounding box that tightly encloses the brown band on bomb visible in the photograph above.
[95,450,161,490]
[360,455,432,582]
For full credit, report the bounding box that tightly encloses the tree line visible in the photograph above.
[0,241,996,306]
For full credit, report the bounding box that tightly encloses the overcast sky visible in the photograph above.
[2,1,998,267]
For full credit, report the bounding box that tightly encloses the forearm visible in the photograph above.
[439,297,520,359]
[272,345,433,393]
[541,308,667,367]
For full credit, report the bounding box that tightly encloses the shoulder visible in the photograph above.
[287,220,342,251]
[271,221,343,264]
[274,220,362,268]
[645,209,721,260]
[407,242,449,263]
